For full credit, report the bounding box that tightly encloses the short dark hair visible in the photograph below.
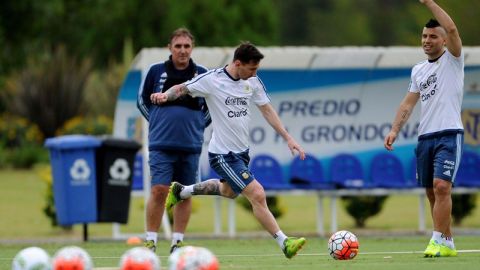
[233,42,264,64]
[425,19,441,28]
[169,27,194,44]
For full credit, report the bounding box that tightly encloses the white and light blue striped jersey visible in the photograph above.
[186,67,270,154]
[408,50,464,136]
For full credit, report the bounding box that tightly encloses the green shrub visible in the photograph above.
[56,115,113,136]
[0,114,46,168]
[1,46,92,138]
[5,145,49,169]
[83,60,129,118]
[342,195,388,228]
[0,148,7,169]
[452,193,477,225]
[0,113,43,148]
[38,166,57,226]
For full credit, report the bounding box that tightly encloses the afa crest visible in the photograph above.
[242,172,250,179]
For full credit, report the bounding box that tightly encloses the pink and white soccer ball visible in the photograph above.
[168,246,219,270]
[119,247,161,270]
[52,246,93,270]
[327,230,359,260]
[12,246,51,270]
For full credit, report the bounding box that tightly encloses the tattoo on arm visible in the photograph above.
[192,180,220,196]
[165,84,189,101]
[393,109,410,132]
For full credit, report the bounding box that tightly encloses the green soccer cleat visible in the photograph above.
[144,240,156,253]
[424,239,441,257]
[170,240,185,254]
[439,244,457,257]
[283,237,306,259]
[165,182,185,211]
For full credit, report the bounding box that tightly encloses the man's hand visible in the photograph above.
[287,138,306,160]
[384,131,398,151]
[150,92,168,105]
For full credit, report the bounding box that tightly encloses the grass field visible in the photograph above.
[1,168,480,240]
[1,168,480,269]
[2,236,480,269]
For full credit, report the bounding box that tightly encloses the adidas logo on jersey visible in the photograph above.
[443,170,451,177]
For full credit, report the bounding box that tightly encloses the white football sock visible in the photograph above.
[179,185,194,199]
[146,231,158,245]
[274,231,288,249]
[171,232,184,246]
[431,231,442,243]
[441,234,455,249]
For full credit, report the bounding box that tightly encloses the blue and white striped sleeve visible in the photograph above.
[137,67,153,121]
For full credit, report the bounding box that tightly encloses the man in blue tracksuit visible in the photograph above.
[137,27,209,254]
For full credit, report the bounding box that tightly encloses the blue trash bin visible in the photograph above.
[45,135,101,226]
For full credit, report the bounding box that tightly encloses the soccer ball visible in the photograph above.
[168,246,219,270]
[52,246,93,270]
[119,247,161,270]
[327,230,359,260]
[12,246,51,270]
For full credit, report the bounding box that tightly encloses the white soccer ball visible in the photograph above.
[327,230,359,260]
[119,247,161,270]
[168,246,219,270]
[52,246,93,270]
[12,246,51,270]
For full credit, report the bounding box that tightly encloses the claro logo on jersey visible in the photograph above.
[462,109,480,146]
[420,73,438,102]
[228,108,248,118]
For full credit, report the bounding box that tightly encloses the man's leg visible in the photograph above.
[424,179,456,257]
[432,178,452,236]
[172,198,192,233]
[169,198,191,253]
[241,180,280,235]
[241,179,306,259]
[426,187,435,225]
[433,178,457,256]
[146,184,168,231]
[145,184,169,251]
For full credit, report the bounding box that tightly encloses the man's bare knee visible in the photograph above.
[433,179,452,197]
[151,184,169,199]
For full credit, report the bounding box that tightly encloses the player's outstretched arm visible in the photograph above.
[150,84,189,104]
[384,92,419,151]
[420,0,462,56]
[258,103,306,160]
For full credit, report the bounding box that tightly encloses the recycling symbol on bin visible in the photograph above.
[108,158,131,186]
[70,159,91,183]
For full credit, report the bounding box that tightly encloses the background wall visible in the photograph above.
[114,47,480,186]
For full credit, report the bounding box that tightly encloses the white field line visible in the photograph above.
[2,249,480,262]
[3,249,480,270]
[65,249,480,260]
[88,250,480,270]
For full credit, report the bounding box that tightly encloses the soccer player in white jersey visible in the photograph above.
[150,42,307,259]
[384,0,464,258]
